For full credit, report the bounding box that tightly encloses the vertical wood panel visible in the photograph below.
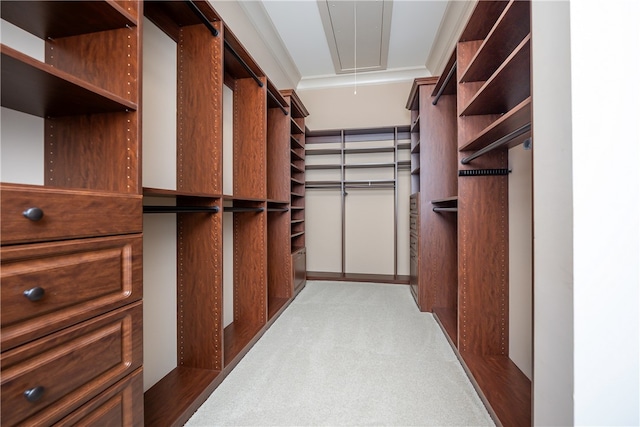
[177,23,223,195]
[233,78,266,199]
[267,108,290,201]
[177,198,223,370]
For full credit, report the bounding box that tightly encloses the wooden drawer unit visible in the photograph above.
[292,248,307,292]
[409,233,419,255]
[1,235,142,351]
[54,368,143,427]
[409,193,419,214]
[410,214,419,234]
[0,302,142,426]
[0,184,142,245]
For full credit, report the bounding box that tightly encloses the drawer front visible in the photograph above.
[1,235,142,351]
[53,369,143,427]
[409,214,418,233]
[409,194,419,214]
[1,184,142,245]
[410,234,419,254]
[0,303,142,426]
[292,248,306,291]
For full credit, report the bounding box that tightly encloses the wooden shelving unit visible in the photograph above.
[282,90,309,292]
[407,1,533,425]
[305,126,411,283]
[0,1,143,425]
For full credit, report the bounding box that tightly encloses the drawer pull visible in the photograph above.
[23,287,45,302]
[24,386,45,402]
[23,207,44,221]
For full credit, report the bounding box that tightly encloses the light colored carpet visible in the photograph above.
[185,281,494,426]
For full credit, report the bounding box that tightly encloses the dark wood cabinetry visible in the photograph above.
[1,1,143,424]
[407,1,532,425]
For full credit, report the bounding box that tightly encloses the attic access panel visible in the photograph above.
[317,0,393,74]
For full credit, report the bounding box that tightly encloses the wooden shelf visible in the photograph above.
[306,271,410,285]
[344,162,396,169]
[290,177,305,186]
[397,142,411,150]
[411,142,421,154]
[411,166,421,175]
[410,116,420,133]
[431,49,457,97]
[344,146,395,154]
[224,322,262,367]
[291,219,305,225]
[0,1,137,39]
[290,163,304,173]
[460,35,531,116]
[459,1,509,42]
[306,164,341,170]
[460,1,531,83]
[460,353,531,427]
[268,297,288,320]
[460,97,531,152]
[144,367,221,427]
[291,192,304,198]
[1,45,137,117]
[290,149,305,161]
[291,118,304,135]
[291,136,304,149]
[306,148,342,155]
[433,307,458,347]
[143,187,221,199]
[291,231,305,239]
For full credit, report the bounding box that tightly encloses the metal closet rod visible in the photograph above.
[224,40,263,88]
[144,205,219,214]
[433,207,458,213]
[461,123,532,165]
[224,206,264,212]
[267,90,288,116]
[185,0,218,37]
[432,62,457,106]
[267,207,289,212]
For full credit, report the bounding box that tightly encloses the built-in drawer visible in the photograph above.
[0,302,142,427]
[1,184,142,245]
[53,368,143,427]
[410,233,418,254]
[1,235,142,351]
[292,248,306,292]
[410,214,418,233]
[410,193,419,214]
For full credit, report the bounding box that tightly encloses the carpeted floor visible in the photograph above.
[185,281,494,426]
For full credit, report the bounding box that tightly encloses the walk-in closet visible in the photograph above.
[2,1,638,426]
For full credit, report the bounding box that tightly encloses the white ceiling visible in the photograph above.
[235,0,473,90]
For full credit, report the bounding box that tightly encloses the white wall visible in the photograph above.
[531,2,574,424]
[570,1,640,425]
[533,1,640,425]
[509,145,532,380]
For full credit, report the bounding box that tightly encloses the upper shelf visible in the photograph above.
[460,1,531,83]
[1,44,137,117]
[460,35,531,117]
[291,118,305,136]
[459,1,509,42]
[431,49,457,98]
[1,0,137,39]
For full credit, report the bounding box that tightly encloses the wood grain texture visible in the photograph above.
[267,107,291,201]
[233,77,267,199]
[1,234,142,351]
[268,208,292,307]
[0,184,141,245]
[1,302,142,426]
[413,83,458,313]
[461,352,531,427]
[143,367,221,427]
[45,110,140,194]
[458,150,509,355]
[47,26,138,104]
[292,249,307,291]
[177,22,223,196]
[177,197,223,371]
[54,368,143,427]
[232,201,267,331]
[459,1,509,42]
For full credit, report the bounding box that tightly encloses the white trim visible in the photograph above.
[425,0,477,76]
[235,0,302,88]
[297,66,431,91]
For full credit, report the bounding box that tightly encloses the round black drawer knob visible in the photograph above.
[23,207,44,221]
[23,287,45,302]
[24,386,45,403]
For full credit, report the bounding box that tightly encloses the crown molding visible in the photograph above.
[234,0,301,89]
[426,0,477,76]
[297,66,431,91]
